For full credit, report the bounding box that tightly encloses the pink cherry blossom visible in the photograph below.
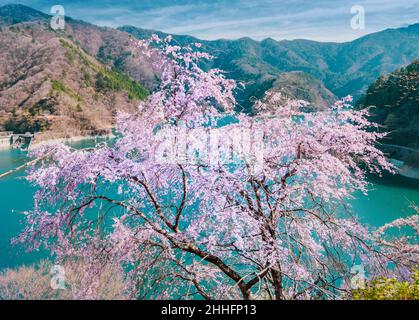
[16,37,418,300]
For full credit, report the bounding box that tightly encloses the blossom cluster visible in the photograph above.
[17,35,418,300]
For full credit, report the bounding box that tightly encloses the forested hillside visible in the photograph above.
[357,60,419,165]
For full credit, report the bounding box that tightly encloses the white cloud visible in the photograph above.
[1,0,418,42]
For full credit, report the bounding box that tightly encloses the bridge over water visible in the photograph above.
[0,131,34,149]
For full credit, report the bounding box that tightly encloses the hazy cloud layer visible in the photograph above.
[1,0,419,42]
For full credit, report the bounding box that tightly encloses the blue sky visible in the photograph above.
[1,0,419,42]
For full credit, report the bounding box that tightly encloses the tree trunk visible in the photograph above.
[271,266,283,300]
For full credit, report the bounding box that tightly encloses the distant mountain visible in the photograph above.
[119,23,419,111]
[0,4,418,140]
[0,4,150,140]
[357,60,419,165]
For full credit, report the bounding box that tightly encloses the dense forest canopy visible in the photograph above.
[357,60,419,165]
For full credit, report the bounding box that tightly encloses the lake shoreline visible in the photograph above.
[0,133,114,151]
[398,165,419,179]
[28,133,114,150]
[2,132,419,181]
[29,136,419,182]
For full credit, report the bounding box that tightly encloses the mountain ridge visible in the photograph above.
[118,22,419,45]
[118,22,419,110]
[0,3,418,139]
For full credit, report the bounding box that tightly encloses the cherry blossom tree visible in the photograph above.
[16,36,418,300]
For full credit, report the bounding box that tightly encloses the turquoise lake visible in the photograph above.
[0,141,418,269]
